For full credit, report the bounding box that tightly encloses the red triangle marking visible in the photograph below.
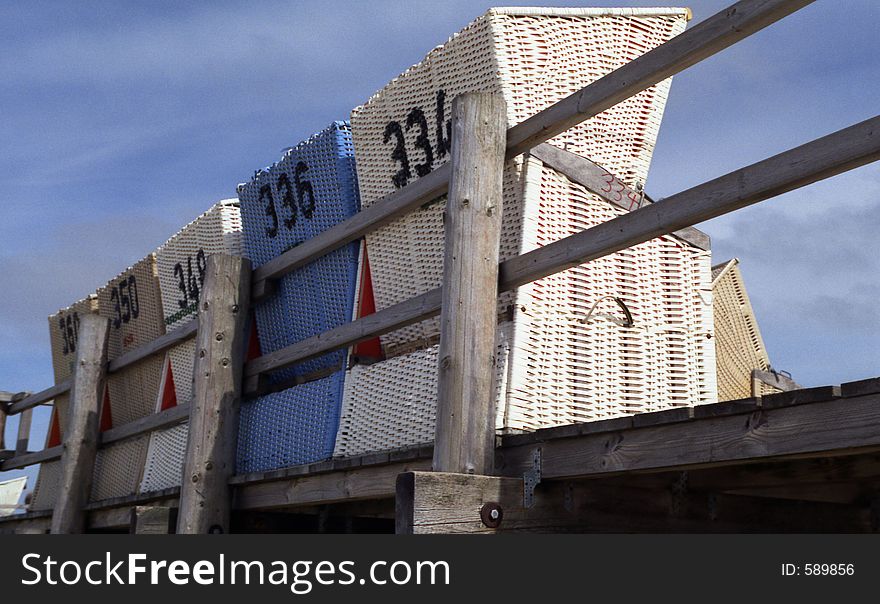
[354,245,384,360]
[246,315,262,362]
[99,386,113,432]
[160,357,178,410]
[46,408,62,448]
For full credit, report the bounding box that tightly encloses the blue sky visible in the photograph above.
[2,0,878,489]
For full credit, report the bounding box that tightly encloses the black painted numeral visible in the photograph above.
[59,313,80,353]
[435,89,452,158]
[383,89,452,187]
[384,121,411,189]
[294,161,315,219]
[406,107,434,177]
[109,274,140,329]
[173,249,207,310]
[261,184,279,238]
[277,173,297,230]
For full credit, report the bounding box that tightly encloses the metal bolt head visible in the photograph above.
[480,502,503,529]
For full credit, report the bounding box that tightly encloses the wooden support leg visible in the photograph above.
[15,407,32,456]
[50,314,110,534]
[0,400,7,452]
[396,471,583,534]
[130,506,175,534]
[177,254,251,534]
[433,93,507,475]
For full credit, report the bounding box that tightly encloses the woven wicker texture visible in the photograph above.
[32,295,99,510]
[334,323,514,457]
[29,458,62,511]
[139,423,188,492]
[237,370,347,473]
[237,122,360,381]
[711,259,776,400]
[141,199,243,493]
[91,435,150,501]
[333,159,716,453]
[97,255,165,423]
[91,254,165,500]
[351,7,688,350]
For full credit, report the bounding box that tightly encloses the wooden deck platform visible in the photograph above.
[3,376,878,533]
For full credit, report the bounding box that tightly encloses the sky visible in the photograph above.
[1,0,878,490]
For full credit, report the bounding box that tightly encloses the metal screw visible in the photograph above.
[215,333,223,341]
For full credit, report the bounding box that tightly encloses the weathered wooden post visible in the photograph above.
[432,92,507,475]
[50,313,110,534]
[177,254,251,534]
[15,407,32,457]
[0,398,7,452]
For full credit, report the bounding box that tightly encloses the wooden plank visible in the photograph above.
[498,393,880,481]
[177,254,251,534]
[499,115,880,290]
[15,407,32,456]
[242,116,880,383]
[8,380,70,414]
[234,459,431,511]
[760,385,839,409]
[108,319,198,373]
[841,377,880,398]
[229,444,432,485]
[130,506,175,534]
[530,143,710,250]
[395,471,868,534]
[243,287,442,394]
[505,0,815,158]
[0,445,62,471]
[85,487,181,511]
[251,164,451,303]
[434,93,507,475]
[51,314,110,534]
[396,472,585,534]
[100,402,190,445]
[87,495,179,531]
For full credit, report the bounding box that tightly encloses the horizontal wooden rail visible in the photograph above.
[249,0,811,300]
[530,143,711,250]
[0,405,191,471]
[8,380,70,414]
[107,318,199,373]
[251,166,450,302]
[0,445,62,471]
[100,403,191,446]
[501,116,880,289]
[243,115,880,387]
[7,320,198,416]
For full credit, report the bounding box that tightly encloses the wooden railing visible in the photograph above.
[4,0,877,532]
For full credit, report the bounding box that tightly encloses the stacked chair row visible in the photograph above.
[34,8,727,498]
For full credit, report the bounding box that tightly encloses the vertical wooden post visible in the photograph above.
[50,313,109,534]
[15,407,32,456]
[0,401,7,451]
[177,254,251,534]
[433,93,507,475]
